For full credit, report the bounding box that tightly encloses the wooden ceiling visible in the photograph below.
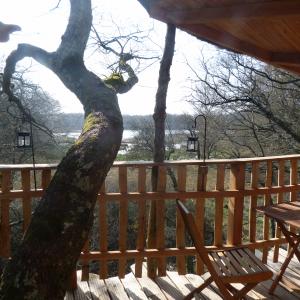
[138,0,300,74]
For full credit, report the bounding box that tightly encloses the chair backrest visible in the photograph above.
[176,199,215,268]
[176,200,207,252]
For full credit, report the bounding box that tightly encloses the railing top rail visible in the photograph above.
[0,164,58,170]
[0,154,299,170]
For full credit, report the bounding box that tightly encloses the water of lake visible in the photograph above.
[57,130,137,140]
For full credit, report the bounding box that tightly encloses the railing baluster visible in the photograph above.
[99,182,107,279]
[227,162,245,246]
[0,170,11,258]
[290,158,298,202]
[119,166,128,278]
[288,159,298,252]
[41,169,51,190]
[249,162,258,248]
[156,165,166,276]
[262,161,272,263]
[214,164,225,246]
[21,169,31,232]
[135,166,147,277]
[273,160,285,262]
[81,240,90,281]
[195,164,208,274]
[176,165,186,274]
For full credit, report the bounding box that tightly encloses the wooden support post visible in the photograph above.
[227,163,245,246]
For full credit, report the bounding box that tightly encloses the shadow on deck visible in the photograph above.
[65,249,300,300]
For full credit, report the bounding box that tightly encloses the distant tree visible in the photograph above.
[0,66,61,164]
[0,1,139,299]
[147,23,176,277]
[187,51,300,157]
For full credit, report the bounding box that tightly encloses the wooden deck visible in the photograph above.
[65,249,300,300]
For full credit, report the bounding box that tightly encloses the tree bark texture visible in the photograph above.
[0,1,127,299]
[147,24,176,278]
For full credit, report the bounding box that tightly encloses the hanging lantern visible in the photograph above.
[17,132,31,148]
[186,135,199,152]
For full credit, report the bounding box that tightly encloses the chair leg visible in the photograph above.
[184,276,213,300]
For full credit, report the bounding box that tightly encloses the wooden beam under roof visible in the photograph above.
[163,1,300,24]
[181,24,271,61]
[270,52,300,65]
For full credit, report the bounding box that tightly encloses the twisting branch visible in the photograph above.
[2,44,54,136]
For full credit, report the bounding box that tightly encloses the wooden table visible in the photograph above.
[257,201,300,294]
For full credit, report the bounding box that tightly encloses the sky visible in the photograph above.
[0,0,210,115]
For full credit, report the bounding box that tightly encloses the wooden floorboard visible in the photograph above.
[65,249,300,300]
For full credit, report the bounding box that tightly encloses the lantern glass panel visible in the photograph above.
[18,135,25,147]
[186,136,199,152]
[24,135,31,146]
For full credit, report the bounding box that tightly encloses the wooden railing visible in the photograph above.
[0,155,299,280]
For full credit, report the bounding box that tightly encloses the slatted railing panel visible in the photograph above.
[0,155,299,280]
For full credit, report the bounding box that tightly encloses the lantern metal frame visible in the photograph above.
[17,131,31,148]
[186,114,207,162]
[16,112,37,190]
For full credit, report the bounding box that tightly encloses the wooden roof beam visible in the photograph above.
[181,24,271,62]
[165,1,300,24]
[270,52,300,65]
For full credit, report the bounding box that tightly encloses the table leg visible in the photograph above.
[269,245,298,294]
[269,221,300,294]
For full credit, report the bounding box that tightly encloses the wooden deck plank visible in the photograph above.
[259,279,300,300]
[185,273,223,300]
[87,273,110,300]
[131,264,168,299]
[73,249,300,300]
[73,281,92,300]
[105,276,130,300]
[155,275,185,299]
[167,271,194,296]
[121,272,148,300]
[256,250,300,297]
[65,291,74,300]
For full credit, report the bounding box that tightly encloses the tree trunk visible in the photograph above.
[0,1,124,299]
[147,24,176,278]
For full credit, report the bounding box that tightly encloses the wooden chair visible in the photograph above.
[176,200,273,300]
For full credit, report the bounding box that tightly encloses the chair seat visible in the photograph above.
[208,247,273,284]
